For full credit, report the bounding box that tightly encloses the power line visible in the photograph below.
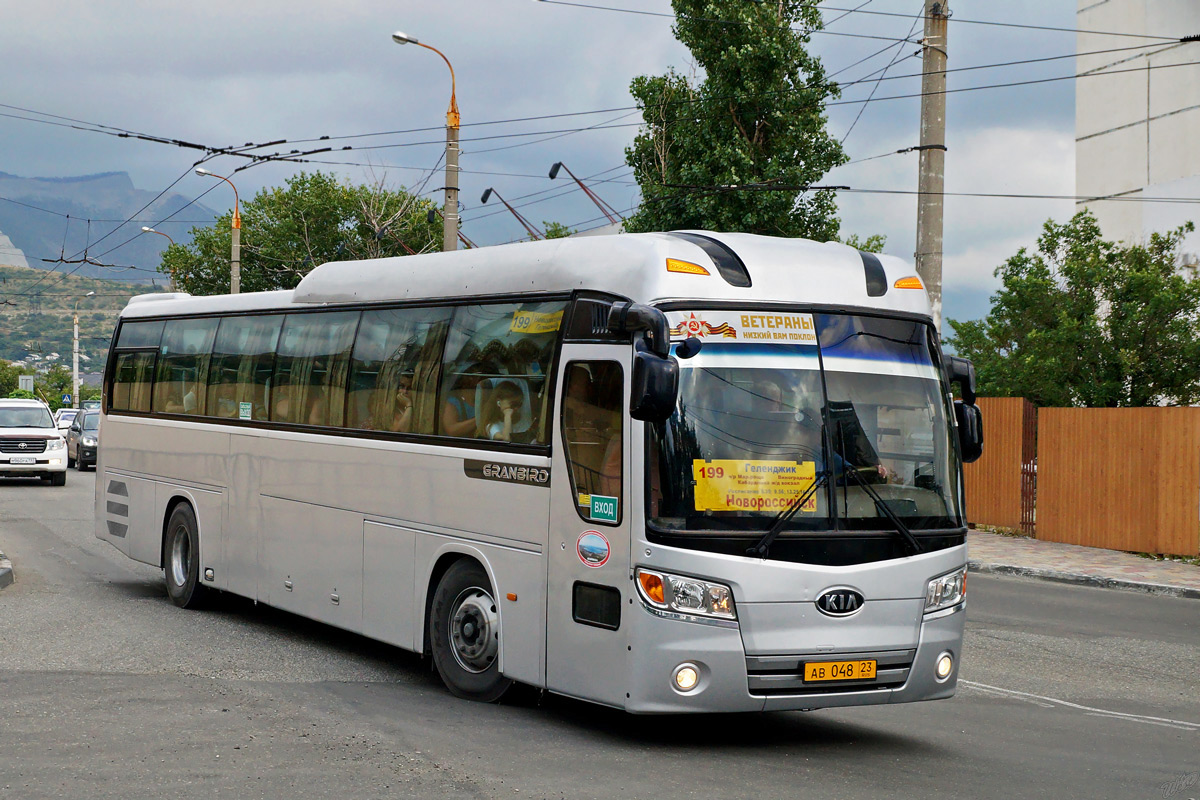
[536,0,1188,42]
[840,4,924,143]
[536,0,922,43]
[814,3,1188,41]
[654,180,1200,205]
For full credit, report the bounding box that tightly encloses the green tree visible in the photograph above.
[161,172,441,295]
[0,359,25,397]
[946,211,1200,407]
[841,233,886,253]
[624,0,846,239]
[37,365,73,411]
[542,221,576,239]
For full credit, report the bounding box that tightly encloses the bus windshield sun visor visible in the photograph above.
[666,232,752,287]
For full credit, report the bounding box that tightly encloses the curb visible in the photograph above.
[0,550,11,591]
[968,560,1200,601]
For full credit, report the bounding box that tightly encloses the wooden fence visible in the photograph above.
[964,399,1200,556]
[1037,407,1200,556]
[963,398,1036,533]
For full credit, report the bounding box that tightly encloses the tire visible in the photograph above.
[163,503,206,609]
[429,560,512,702]
[48,472,66,487]
[73,453,82,471]
[67,451,75,468]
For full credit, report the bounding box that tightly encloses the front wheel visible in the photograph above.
[163,503,206,609]
[48,472,66,486]
[429,560,512,702]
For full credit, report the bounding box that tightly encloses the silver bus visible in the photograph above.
[95,231,982,713]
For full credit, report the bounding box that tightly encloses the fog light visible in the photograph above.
[935,652,954,681]
[673,663,699,692]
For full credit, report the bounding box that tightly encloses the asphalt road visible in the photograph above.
[0,471,1196,800]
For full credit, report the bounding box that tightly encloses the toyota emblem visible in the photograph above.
[17,442,27,449]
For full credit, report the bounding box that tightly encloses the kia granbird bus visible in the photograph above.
[95,231,982,713]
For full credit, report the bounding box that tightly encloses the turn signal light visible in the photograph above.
[666,258,710,276]
[637,570,666,606]
[894,276,924,289]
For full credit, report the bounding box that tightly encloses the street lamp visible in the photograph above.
[195,168,242,294]
[141,227,177,291]
[392,31,460,253]
[480,188,544,241]
[549,162,621,225]
[73,290,95,411]
[140,226,175,245]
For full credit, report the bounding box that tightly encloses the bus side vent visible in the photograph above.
[859,251,888,297]
[572,582,621,631]
[590,302,609,336]
[666,232,752,288]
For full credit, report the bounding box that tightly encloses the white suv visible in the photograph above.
[0,398,68,486]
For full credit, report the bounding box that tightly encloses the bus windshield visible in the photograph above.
[648,311,963,539]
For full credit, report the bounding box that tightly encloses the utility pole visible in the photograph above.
[915,0,950,331]
[72,291,94,409]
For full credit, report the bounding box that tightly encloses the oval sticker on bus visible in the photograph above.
[577,531,610,568]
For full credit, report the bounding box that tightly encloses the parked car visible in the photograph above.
[0,398,68,485]
[54,408,80,431]
[66,411,99,471]
[80,400,101,411]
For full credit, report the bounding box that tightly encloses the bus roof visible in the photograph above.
[120,232,933,320]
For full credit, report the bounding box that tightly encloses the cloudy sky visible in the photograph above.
[0,0,1096,323]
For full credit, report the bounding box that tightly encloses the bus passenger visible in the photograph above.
[390,376,414,433]
[482,381,523,442]
[442,363,488,437]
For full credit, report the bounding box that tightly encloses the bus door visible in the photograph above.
[546,351,630,706]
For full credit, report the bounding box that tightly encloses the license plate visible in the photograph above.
[9,457,36,464]
[803,659,877,682]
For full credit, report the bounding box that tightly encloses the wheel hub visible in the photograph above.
[449,588,499,673]
[170,527,190,588]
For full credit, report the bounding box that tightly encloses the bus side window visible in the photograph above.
[111,351,157,413]
[153,318,218,415]
[561,361,623,524]
[207,315,283,421]
[438,301,566,442]
[271,311,359,426]
[346,307,452,434]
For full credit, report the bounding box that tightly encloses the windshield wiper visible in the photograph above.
[747,469,830,559]
[842,467,923,555]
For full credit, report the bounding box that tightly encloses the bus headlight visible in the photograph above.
[636,568,736,621]
[925,566,967,614]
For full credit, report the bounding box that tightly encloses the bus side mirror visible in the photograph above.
[946,356,977,405]
[630,340,679,422]
[954,401,983,463]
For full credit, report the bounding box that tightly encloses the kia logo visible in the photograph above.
[816,588,865,617]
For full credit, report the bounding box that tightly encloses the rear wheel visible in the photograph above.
[163,503,206,609]
[429,560,512,702]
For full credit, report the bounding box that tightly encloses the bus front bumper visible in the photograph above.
[623,602,964,714]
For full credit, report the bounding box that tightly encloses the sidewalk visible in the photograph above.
[968,530,1200,600]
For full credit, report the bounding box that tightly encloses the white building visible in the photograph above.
[1076,0,1200,260]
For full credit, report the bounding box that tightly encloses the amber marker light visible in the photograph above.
[637,570,667,606]
[666,258,710,276]
[894,276,924,289]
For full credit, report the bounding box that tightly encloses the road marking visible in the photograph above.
[961,680,1200,732]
